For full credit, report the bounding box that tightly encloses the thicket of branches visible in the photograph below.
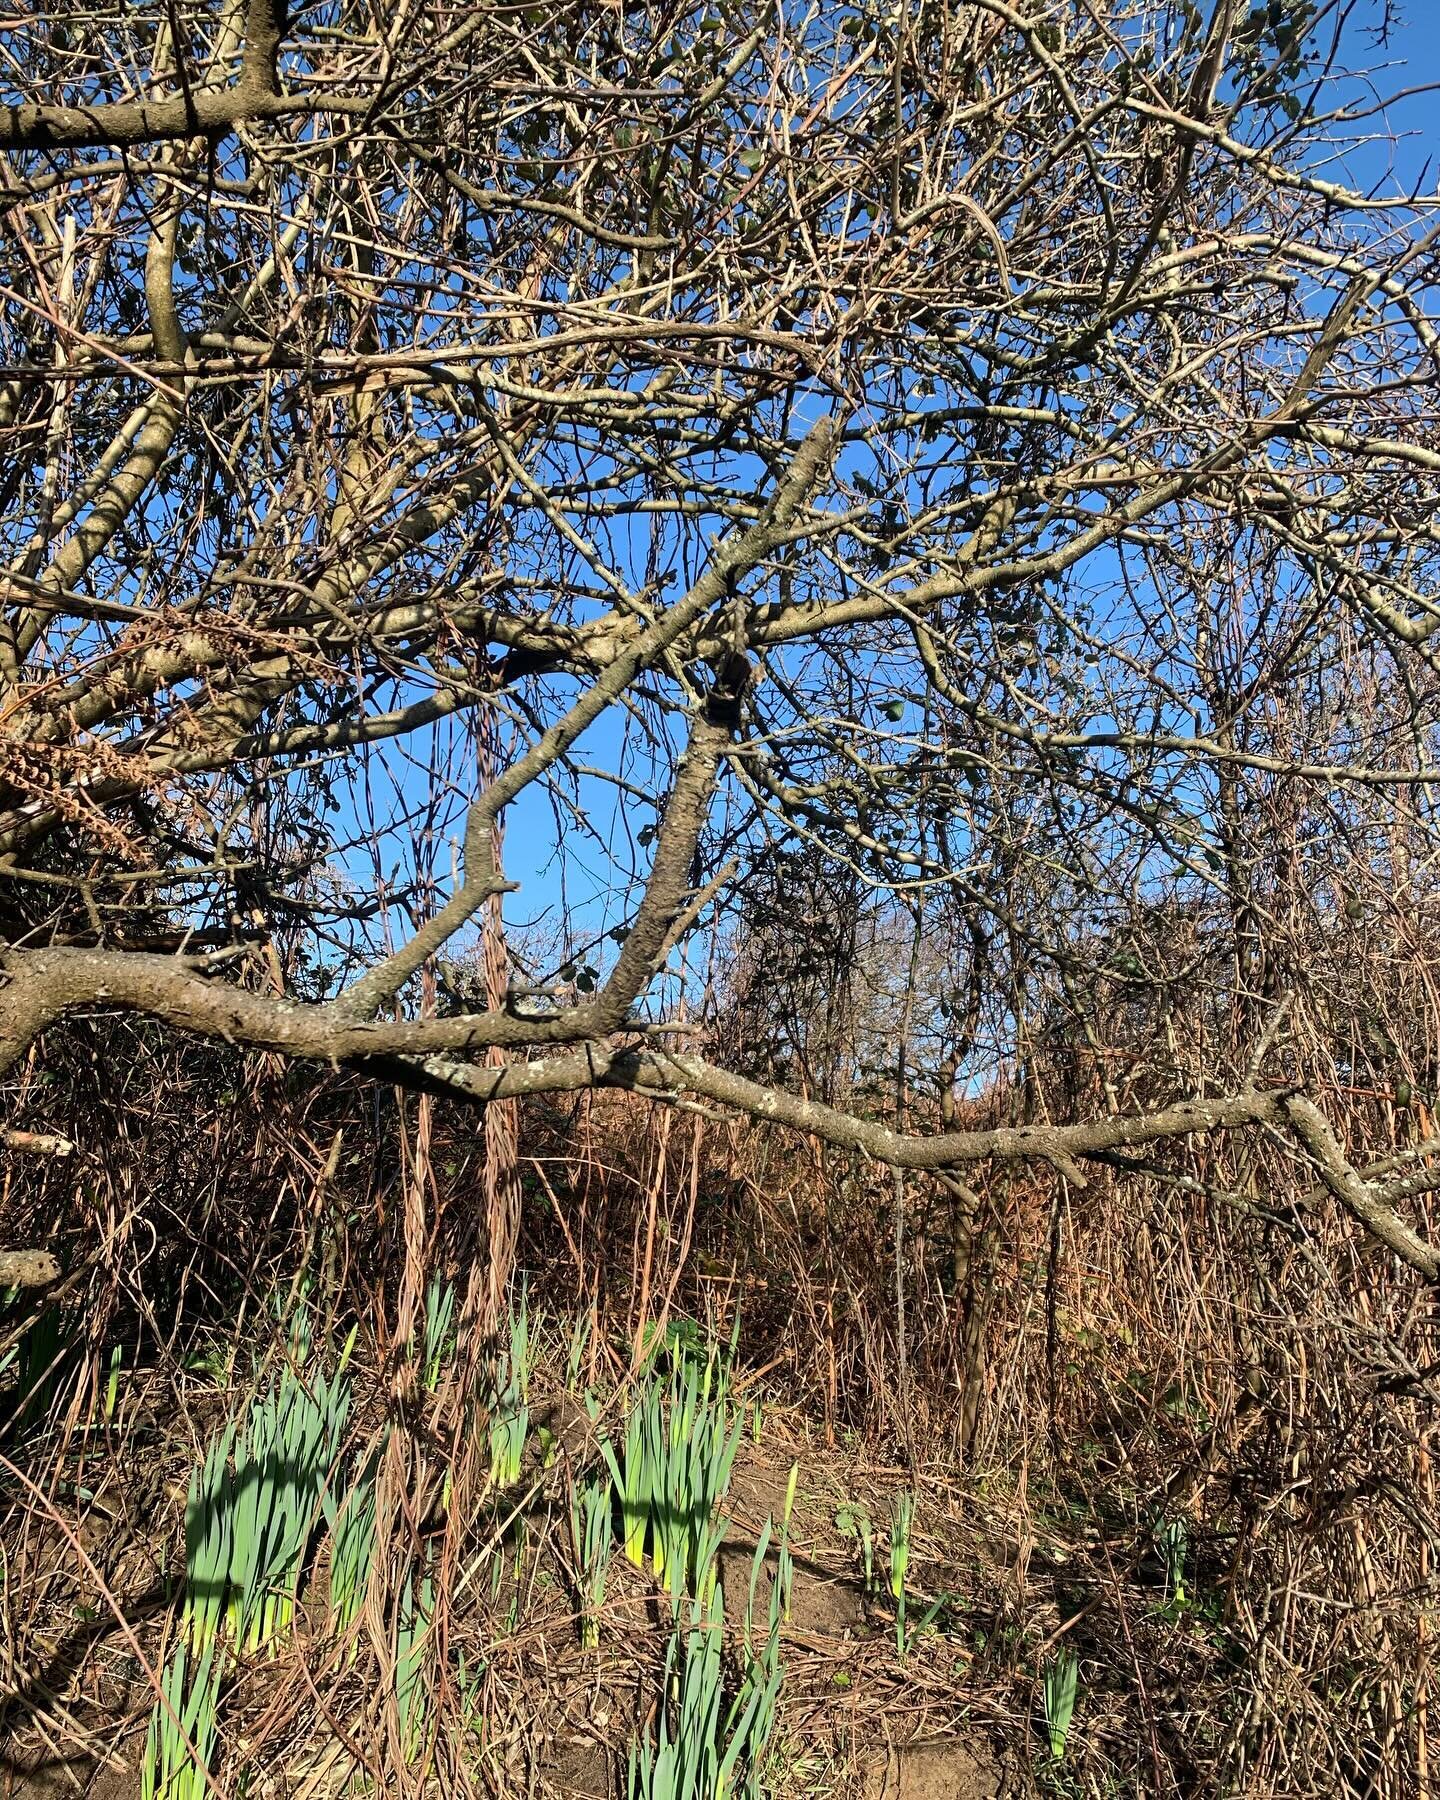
[0,0,1435,1245]
[5,0,1440,1792]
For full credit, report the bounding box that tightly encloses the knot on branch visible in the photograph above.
[703,650,753,732]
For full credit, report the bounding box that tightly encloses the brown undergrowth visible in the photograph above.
[0,1023,1436,1797]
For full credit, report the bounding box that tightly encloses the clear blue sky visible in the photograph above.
[1347,7,1440,191]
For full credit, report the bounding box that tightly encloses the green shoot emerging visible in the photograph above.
[487,1288,532,1489]
[570,1470,614,1649]
[140,1641,222,1800]
[397,1564,436,1759]
[889,1491,913,1657]
[1042,1649,1081,1763]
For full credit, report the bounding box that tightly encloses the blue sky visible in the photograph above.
[1344,7,1439,190]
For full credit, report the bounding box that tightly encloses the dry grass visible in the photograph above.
[1,997,1437,1797]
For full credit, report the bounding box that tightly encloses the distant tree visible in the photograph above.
[3,0,1440,1273]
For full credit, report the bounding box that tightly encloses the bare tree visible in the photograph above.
[3,0,1440,1272]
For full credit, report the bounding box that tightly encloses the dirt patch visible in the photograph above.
[723,1454,869,1639]
[0,1750,136,1800]
[786,1563,866,1638]
[718,1537,866,1640]
[861,1737,1011,1800]
[84,1757,138,1800]
[540,1734,611,1798]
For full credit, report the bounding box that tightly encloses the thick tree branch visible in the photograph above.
[0,0,302,151]
[3,929,1434,1278]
